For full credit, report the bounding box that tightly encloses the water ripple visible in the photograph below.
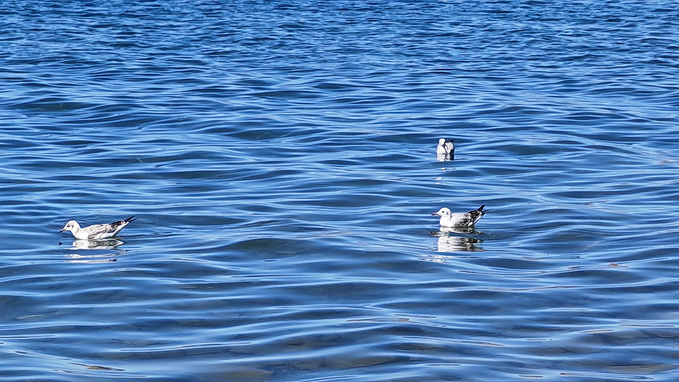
[2,0,679,381]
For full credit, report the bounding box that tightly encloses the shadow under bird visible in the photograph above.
[432,205,485,228]
[59,216,136,240]
[436,138,454,161]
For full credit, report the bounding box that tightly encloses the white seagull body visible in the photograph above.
[59,216,136,240]
[436,138,454,161]
[432,205,485,228]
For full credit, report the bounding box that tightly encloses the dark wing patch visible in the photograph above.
[109,220,125,231]
[464,205,486,226]
[445,140,455,160]
[110,216,136,230]
[456,215,473,227]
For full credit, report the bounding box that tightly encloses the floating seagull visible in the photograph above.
[59,216,136,240]
[436,138,454,161]
[432,205,485,228]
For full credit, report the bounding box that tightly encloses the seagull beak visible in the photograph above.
[431,212,439,216]
[58,228,64,233]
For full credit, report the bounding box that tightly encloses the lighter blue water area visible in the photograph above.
[1,1,679,381]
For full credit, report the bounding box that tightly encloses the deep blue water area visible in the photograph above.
[1,1,679,381]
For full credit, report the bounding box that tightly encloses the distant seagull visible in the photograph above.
[432,205,485,228]
[59,216,136,240]
[436,138,454,161]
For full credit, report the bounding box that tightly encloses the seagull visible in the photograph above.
[59,216,136,240]
[432,205,485,228]
[436,138,454,161]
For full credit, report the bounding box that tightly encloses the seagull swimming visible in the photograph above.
[59,216,136,240]
[436,138,454,161]
[432,205,485,228]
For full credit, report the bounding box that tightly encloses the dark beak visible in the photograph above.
[431,212,439,216]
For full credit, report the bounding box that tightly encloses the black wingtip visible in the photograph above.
[125,215,136,223]
[478,205,485,211]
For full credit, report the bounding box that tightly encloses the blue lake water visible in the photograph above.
[1,0,679,380]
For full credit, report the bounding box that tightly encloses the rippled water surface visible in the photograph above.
[2,1,679,381]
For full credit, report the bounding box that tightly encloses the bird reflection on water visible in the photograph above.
[430,227,484,253]
[64,253,119,264]
[60,239,125,263]
[68,239,125,250]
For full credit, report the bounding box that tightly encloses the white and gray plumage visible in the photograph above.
[59,216,136,240]
[432,205,485,228]
[436,138,454,161]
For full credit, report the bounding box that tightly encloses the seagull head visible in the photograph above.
[431,207,451,218]
[59,220,80,234]
[438,138,446,146]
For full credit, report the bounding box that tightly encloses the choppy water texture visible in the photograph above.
[2,1,679,381]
